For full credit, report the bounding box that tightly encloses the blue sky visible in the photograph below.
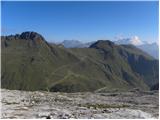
[1,1,158,43]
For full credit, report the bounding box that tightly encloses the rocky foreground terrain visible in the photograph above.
[1,89,159,119]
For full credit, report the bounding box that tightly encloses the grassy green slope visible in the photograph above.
[1,32,79,91]
[1,33,159,92]
[67,41,150,91]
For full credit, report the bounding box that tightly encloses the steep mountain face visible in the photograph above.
[1,32,159,92]
[1,32,80,91]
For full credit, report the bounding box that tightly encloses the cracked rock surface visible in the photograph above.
[1,89,159,119]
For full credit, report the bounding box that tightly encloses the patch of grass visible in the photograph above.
[54,96,71,102]
[4,101,19,105]
[80,103,130,109]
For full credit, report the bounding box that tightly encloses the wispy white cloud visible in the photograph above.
[114,35,144,46]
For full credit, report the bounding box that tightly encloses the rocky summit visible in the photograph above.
[1,32,159,92]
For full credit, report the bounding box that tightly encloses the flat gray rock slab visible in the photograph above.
[1,89,158,119]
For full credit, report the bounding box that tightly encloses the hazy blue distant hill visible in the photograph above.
[58,40,95,48]
[137,43,159,59]
[61,40,83,48]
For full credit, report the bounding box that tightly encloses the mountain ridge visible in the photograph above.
[57,38,158,59]
[1,32,159,92]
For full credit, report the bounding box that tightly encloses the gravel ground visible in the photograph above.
[1,89,159,119]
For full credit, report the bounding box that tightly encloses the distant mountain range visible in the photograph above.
[1,32,159,92]
[114,36,159,59]
[56,40,94,48]
[58,37,159,59]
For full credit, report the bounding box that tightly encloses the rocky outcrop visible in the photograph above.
[1,89,159,119]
